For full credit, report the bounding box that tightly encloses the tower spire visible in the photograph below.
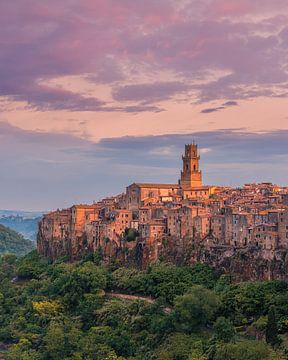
[179,144,202,189]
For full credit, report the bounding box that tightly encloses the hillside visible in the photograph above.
[0,252,286,359]
[0,210,43,241]
[0,225,35,256]
[0,215,41,241]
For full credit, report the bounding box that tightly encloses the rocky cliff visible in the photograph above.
[157,240,288,282]
[37,210,288,282]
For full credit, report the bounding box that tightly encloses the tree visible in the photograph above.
[172,286,220,332]
[124,228,139,242]
[44,322,66,360]
[32,300,62,318]
[214,317,235,343]
[215,340,283,360]
[53,262,107,308]
[266,306,279,347]
[189,350,207,360]
[156,333,204,360]
[6,338,40,360]
[43,321,82,360]
[82,328,128,360]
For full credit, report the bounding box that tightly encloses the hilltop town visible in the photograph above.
[37,144,288,280]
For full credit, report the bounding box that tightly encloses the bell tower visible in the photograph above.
[180,144,202,189]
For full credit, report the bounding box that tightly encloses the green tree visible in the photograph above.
[214,317,235,343]
[215,340,283,360]
[17,250,50,279]
[44,322,65,360]
[53,261,107,308]
[172,286,220,332]
[6,338,40,360]
[124,228,139,242]
[266,306,279,347]
[189,350,207,360]
[43,321,81,360]
[156,333,204,360]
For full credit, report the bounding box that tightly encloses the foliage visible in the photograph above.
[156,333,205,360]
[266,306,279,347]
[17,250,50,279]
[110,263,218,304]
[0,224,35,256]
[172,286,220,332]
[0,253,286,359]
[124,228,139,242]
[214,340,284,360]
[213,317,235,343]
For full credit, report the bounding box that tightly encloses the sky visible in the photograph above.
[1,0,288,211]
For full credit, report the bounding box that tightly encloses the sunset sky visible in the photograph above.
[1,0,288,211]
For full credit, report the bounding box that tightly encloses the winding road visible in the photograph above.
[106,292,172,314]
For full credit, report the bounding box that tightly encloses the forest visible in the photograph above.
[0,250,288,359]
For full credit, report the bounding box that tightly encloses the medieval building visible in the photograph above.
[37,144,288,281]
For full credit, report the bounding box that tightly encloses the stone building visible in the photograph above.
[37,143,288,278]
[278,209,288,248]
[180,144,202,189]
[126,144,215,210]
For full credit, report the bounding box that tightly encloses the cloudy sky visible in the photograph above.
[1,0,288,210]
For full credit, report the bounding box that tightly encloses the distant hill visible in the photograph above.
[0,210,44,218]
[0,210,44,241]
[0,224,35,256]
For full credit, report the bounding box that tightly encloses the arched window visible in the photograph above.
[193,165,196,171]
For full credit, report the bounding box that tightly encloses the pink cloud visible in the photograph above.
[208,0,254,17]
[208,0,288,17]
[0,0,288,112]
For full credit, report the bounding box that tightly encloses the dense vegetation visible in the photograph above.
[0,251,288,359]
[0,225,35,256]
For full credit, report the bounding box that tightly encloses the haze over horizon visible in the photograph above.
[1,0,288,211]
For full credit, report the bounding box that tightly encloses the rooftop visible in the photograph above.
[133,183,180,189]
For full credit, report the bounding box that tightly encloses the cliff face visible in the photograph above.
[37,209,71,260]
[157,240,288,282]
[37,209,288,282]
[198,247,288,282]
[37,206,133,263]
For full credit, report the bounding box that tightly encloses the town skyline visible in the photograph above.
[38,143,288,280]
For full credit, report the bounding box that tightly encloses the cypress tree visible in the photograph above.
[266,305,279,347]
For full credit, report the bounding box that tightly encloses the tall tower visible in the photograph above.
[180,144,202,189]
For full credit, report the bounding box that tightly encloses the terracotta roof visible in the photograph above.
[183,186,211,190]
[71,204,100,209]
[133,183,180,189]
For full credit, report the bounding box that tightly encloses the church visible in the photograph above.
[125,144,216,210]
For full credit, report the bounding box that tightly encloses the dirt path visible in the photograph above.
[106,292,172,314]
